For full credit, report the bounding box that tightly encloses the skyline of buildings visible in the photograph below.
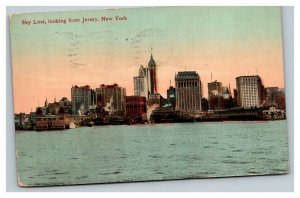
[14,52,286,130]
[15,52,285,114]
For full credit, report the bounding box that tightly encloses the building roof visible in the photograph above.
[148,54,156,67]
[175,71,199,80]
[208,80,222,85]
[105,84,118,87]
[72,85,91,89]
[99,84,126,89]
[138,65,147,77]
[235,75,261,79]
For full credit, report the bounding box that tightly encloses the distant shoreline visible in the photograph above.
[15,119,285,132]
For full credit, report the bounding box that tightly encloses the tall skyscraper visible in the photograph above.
[133,53,158,101]
[148,54,157,94]
[236,75,264,108]
[95,84,126,116]
[71,85,96,115]
[175,71,202,113]
[133,65,149,99]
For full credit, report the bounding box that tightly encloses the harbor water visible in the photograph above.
[16,120,289,186]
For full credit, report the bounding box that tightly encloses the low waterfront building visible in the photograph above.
[35,115,68,130]
[262,106,285,120]
[35,107,71,130]
[125,96,147,117]
[150,107,176,123]
[175,71,202,113]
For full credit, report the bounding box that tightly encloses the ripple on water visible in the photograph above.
[232,149,243,152]
[100,171,121,175]
[54,172,69,175]
[222,160,253,164]
[225,155,233,158]
[148,155,162,159]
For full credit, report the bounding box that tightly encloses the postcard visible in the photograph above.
[10,6,288,187]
